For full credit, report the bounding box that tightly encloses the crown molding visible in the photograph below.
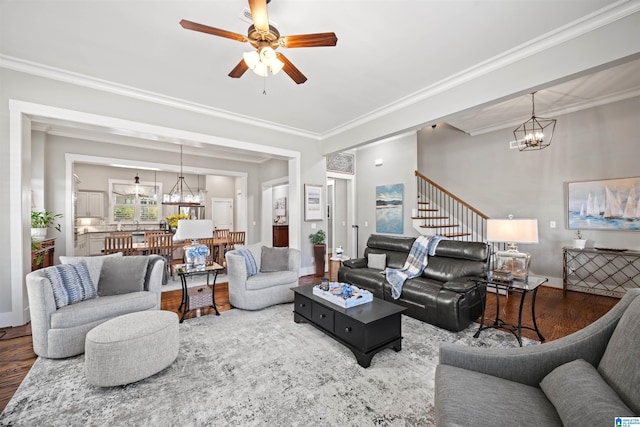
[0,54,321,141]
[320,0,640,140]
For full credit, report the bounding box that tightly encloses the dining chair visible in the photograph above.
[144,230,168,245]
[198,237,219,266]
[103,234,134,256]
[214,228,229,240]
[147,233,175,278]
[228,231,246,250]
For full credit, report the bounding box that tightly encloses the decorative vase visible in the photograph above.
[574,239,587,249]
[313,244,326,277]
[31,228,47,241]
[184,240,209,270]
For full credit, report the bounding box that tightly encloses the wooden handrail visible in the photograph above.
[415,170,489,219]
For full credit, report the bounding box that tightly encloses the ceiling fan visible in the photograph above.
[180,0,338,84]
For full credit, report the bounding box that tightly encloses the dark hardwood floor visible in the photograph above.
[0,275,619,412]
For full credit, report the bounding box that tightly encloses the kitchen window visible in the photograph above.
[109,179,163,224]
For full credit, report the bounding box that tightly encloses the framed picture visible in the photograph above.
[326,152,354,174]
[304,184,323,221]
[376,183,404,234]
[568,176,640,231]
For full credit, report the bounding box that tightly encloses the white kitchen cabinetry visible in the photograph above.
[74,234,89,256]
[89,233,107,256]
[76,191,106,218]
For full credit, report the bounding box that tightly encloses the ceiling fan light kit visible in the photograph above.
[180,0,337,84]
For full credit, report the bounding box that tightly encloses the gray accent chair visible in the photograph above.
[435,288,640,426]
[225,243,300,310]
[26,255,165,359]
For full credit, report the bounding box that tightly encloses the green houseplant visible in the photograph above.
[309,229,327,277]
[31,210,62,241]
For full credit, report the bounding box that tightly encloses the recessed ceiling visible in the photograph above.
[2,0,639,153]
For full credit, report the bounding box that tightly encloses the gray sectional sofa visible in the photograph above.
[435,288,640,426]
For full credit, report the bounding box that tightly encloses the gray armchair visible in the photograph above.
[225,243,300,310]
[26,254,164,359]
[434,288,640,426]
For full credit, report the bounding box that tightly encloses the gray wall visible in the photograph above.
[418,96,640,287]
[353,133,420,257]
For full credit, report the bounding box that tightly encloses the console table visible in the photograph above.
[563,247,640,298]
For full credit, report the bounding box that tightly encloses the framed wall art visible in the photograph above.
[376,183,404,234]
[304,184,323,221]
[326,152,354,174]
[568,176,640,231]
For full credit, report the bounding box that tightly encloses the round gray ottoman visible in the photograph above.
[85,310,179,387]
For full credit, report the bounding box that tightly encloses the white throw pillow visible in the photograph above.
[368,253,386,270]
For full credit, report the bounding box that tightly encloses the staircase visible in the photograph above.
[413,171,488,241]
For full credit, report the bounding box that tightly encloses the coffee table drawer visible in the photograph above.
[311,302,334,331]
[334,312,364,348]
[294,294,312,319]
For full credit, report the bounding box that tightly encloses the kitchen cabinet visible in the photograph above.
[74,234,88,256]
[89,233,108,256]
[76,191,106,218]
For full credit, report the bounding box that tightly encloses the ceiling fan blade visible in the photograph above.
[228,59,249,78]
[281,33,338,48]
[276,53,307,84]
[248,0,270,34]
[180,19,247,43]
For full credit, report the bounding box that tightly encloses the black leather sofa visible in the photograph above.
[338,234,489,332]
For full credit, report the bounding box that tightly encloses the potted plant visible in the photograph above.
[574,230,587,249]
[309,229,327,277]
[31,210,62,241]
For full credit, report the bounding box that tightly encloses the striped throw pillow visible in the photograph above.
[44,262,98,309]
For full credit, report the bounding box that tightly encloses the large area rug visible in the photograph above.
[0,304,537,426]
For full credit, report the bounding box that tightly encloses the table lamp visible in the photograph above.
[173,219,213,270]
[486,217,538,280]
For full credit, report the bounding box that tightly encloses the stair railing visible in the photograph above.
[414,170,489,241]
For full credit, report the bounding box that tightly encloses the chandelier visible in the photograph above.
[513,92,556,151]
[162,145,202,206]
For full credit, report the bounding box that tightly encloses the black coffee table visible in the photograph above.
[292,285,406,368]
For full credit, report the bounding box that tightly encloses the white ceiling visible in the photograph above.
[2,0,640,159]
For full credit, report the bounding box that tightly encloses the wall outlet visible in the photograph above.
[550,221,556,228]
[364,221,368,227]
[311,223,316,229]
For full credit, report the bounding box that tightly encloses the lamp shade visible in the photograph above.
[173,219,213,242]
[486,219,538,244]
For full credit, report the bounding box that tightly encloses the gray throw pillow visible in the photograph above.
[260,246,289,272]
[44,262,98,309]
[368,253,386,270]
[98,256,149,296]
[60,252,123,286]
[540,359,634,426]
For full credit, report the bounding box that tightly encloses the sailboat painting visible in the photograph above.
[568,177,640,231]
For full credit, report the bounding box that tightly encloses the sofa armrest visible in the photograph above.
[288,248,301,276]
[439,290,636,386]
[442,278,482,293]
[226,251,248,285]
[342,258,367,269]
[26,270,58,357]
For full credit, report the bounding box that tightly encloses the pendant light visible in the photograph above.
[513,92,556,151]
[161,145,201,206]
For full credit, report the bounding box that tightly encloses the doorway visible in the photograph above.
[212,198,234,231]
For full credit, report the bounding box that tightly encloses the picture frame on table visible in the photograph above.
[304,184,323,221]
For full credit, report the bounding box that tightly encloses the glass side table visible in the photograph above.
[473,275,548,346]
[176,262,224,323]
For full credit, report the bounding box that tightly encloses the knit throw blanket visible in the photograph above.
[236,248,258,277]
[386,235,446,300]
